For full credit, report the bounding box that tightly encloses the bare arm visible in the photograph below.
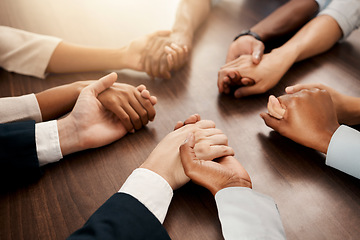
[225,0,319,72]
[143,0,212,79]
[35,81,87,121]
[171,0,212,43]
[273,15,342,63]
[251,0,319,42]
[46,31,170,74]
[46,43,128,73]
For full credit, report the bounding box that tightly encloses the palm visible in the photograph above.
[71,92,127,149]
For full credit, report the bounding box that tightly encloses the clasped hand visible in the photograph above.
[128,30,190,79]
[218,42,291,98]
[57,72,156,156]
[141,114,252,195]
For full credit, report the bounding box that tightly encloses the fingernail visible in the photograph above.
[269,95,277,103]
[254,50,261,60]
[165,46,172,52]
[286,86,293,93]
[234,91,242,98]
[170,43,179,49]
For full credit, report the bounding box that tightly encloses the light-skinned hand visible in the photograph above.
[143,31,190,79]
[260,88,340,154]
[140,115,234,190]
[123,30,173,72]
[226,35,264,64]
[179,133,252,196]
[218,49,294,98]
[58,73,139,156]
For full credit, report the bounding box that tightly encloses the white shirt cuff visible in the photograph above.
[35,120,63,166]
[119,168,173,224]
[326,125,360,179]
[215,187,286,240]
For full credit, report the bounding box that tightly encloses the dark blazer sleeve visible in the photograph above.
[0,121,42,187]
[68,193,171,240]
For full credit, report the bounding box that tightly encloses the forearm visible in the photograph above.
[46,42,128,73]
[35,81,90,121]
[172,0,211,40]
[251,0,319,42]
[272,15,342,64]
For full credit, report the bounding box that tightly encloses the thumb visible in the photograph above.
[240,77,255,86]
[234,84,265,98]
[252,42,264,65]
[89,72,117,97]
[260,112,281,131]
[179,133,198,176]
[268,95,285,119]
[154,30,171,37]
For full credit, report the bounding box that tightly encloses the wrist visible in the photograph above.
[270,47,298,68]
[211,179,252,196]
[250,27,267,42]
[233,30,262,42]
[57,116,81,156]
[321,124,340,154]
[171,30,193,48]
[116,46,128,69]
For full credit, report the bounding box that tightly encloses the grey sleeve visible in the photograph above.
[318,0,360,39]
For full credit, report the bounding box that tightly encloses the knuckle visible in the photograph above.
[133,115,141,123]
[120,115,130,122]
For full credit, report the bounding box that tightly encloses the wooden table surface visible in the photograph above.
[1,0,360,239]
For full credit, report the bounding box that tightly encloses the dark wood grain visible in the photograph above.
[1,1,360,240]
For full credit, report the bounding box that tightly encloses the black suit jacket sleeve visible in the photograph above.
[0,121,42,187]
[68,193,171,240]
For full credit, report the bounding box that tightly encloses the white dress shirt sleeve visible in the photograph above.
[35,120,63,166]
[326,125,360,179]
[0,93,42,124]
[318,0,360,39]
[119,168,173,224]
[215,187,286,240]
[0,26,62,78]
